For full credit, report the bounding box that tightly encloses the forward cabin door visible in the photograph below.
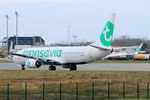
[88,48,93,59]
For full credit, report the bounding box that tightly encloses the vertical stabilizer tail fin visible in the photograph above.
[135,43,144,54]
[138,43,143,50]
[90,13,116,49]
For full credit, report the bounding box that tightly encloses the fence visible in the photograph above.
[0,82,149,100]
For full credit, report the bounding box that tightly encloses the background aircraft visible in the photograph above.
[104,43,145,60]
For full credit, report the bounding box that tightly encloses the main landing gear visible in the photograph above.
[48,64,77,71]
[70,64,77,71]
[49,65,56,71]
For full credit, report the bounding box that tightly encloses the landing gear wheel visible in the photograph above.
[49,65,56,71]
[21,65,25,70]
[70,65,77,71]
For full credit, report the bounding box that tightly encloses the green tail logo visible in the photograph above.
[136,47,141,53]
[100,21,114,47]
[135,43,143,53]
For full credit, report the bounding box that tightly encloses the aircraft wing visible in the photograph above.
[10,52,66,64]
[113,46,137,50]
[104,52,127,58]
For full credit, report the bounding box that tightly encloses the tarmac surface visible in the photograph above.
[0,63,150,71]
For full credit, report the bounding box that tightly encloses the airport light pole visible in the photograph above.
[73,35,77,44]
[68,26,70,46]
[5,14,9,55]
[15,11,19,46]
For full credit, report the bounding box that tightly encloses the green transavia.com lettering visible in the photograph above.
[23,49,62,58]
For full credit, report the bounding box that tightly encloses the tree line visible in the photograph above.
[50,35,150,53]
[112,35,150,53]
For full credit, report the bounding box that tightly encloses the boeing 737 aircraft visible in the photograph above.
[11,14,116,71]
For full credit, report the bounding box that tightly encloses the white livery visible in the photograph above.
[11,14,116,71]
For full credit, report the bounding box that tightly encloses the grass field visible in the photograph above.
[0,71,150,83]
[0,59,150,99]
[0,58,13,63]
[0,71,150,100]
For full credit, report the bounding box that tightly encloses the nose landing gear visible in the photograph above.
[21,65,25,70]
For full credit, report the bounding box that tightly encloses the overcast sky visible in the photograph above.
[0,0,150,44]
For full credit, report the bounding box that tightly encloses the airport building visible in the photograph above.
[0,36,45,51]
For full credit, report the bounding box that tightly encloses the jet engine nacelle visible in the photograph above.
[25,59,41,68]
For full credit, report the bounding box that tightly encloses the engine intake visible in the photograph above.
[25,59,41,68]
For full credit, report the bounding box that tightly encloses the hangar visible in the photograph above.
[0,36,45,51]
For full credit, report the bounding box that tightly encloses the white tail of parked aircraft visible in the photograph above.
[135,43,145,54]
[7,41,14,59]
[10,14,116,71]
[9,41,13,52]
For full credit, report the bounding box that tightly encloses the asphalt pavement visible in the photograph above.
[0,63,150,71]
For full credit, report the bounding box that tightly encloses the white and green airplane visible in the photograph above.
[104,43,144,60]
[11,14,116,71]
